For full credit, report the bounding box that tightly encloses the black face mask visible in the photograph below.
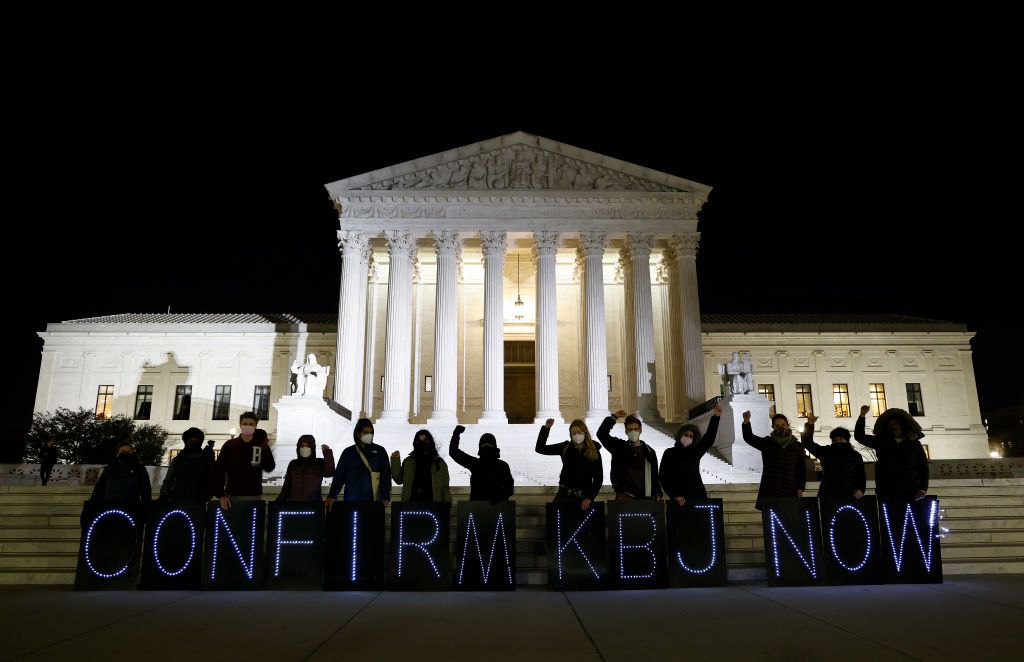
[479,446,499,459]
[413,441,432,455]
[118,452,132,464]
[186,443,202,455]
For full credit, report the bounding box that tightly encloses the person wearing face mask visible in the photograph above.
[159,428,215,503]
[741,411,807,510]
[659,404,722,506]
[90,441,152,510]
[854,406,928,502]
[597,410,663,501]
[276,434,336,502]
[391,430,452,503]
[535,418,603,510]
[800,414,866,501]
[326,418,392,509]
[448,425,514,503]
[209,412,276,511]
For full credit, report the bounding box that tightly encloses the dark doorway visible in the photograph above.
[504,341,536,424]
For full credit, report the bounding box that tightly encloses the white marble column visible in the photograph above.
[617,249,637,416]
[671,233,705,417]
[361,256,378,418]
[660,249,683,422]
[627,232,658,421]
[379,230,417,421]
[428,230,461,423]
[479,230,508,423]
[533,230,561,422]
[334,230,370,414]
[579,232,609,420]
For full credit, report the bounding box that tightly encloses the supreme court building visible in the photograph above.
[33,133,989,476]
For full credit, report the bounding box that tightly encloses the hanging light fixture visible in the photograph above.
[514,253,525,320]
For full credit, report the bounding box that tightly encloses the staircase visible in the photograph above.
[2,478,1023,585]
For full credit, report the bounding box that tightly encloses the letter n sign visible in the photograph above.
[139,500,205,590]
[820,497,882,585]
[202,500,265,590]
[607,500,667,589]
[325,502,386,591]
[388,502,451,590]
[74,501,143,590]
[667,499,727,588]
[455,501,516,591]
[879,496,943,584]
[265,502,324,590]
[546,502,607,590]
[761,498,826,586]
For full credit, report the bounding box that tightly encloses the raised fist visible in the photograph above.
[321,444,330,453]
[391,450,400,458]
[742,411,752,422]
[454,425,466,436]
[544,418,555,428]
[712,404,722,417]
[806,413,818,425]
[613,410,628,420]
[859,405,871,417]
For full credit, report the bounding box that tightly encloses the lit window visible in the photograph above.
[869,384,887,416]
[95,385,114,420]
[795,384,814,418]
[832,384,851,418]
[758,384,776,417]
[424,376,433,393]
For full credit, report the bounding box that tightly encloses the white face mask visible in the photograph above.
[680,436,694,448]
[627,430,641,443]
[571,433,585,445]
[360,433,374,445]
[299,447,312,458]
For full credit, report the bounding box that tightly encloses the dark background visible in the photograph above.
[3,5,1019,460]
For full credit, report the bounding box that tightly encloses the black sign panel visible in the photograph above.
[761,498,826,586]
[265,502,325,590]
[74,501,144,590]
[325,502,386,591]
[454,501,517,591]
[820,497,883,585]
[878,497,943,584]
[202,500,265,590]
[388,502,452,590]
[546,502,608,590]
[606,501,667,589]
[139,501,205,590]
[666,499,727,588]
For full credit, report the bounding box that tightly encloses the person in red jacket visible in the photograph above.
[210,412,276,510]
[276,435,335,502]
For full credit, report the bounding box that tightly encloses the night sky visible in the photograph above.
[4,6,1020,457]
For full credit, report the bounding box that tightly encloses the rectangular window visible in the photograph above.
[869,383,887,416]
[173,386,192,420]
[795,384,814,418]
[832,384,851,418]
[608,374,613,393]
[253,386,271,420]
[212,385,232,421]
[424,375,433,393]
[95,385,114,420]
[380,375,385,392]
[758,384,776,417]
[906,383,925,416]
[134,385,153,420]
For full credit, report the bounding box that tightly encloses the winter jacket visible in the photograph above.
[327,443,392,502]
[41,446,58,469]
[91,458,152,507]
[659,415,720,501]
[160,445,214,502]
[209,434,276,498]
[391,453,452,503]
[535,426,603,501]
[277,441,335,502]
[448,431,514,502]
[801,425,867,500]
[742,423,808,510]
[854,416,928,501]
[596,415,663,499]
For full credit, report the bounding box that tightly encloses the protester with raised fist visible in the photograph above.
[659,404,722,506]
[597,410,662,501]
[276,434,336,502]
[391,429,451,503]
[448,425,514,503]
[741,410,807,510]
[800,414,866,500]
[535,418,603,510]
[854,405,928,501]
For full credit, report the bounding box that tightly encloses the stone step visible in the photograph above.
[0,553,78,569]
[0,527,79,540]
[941,558,1024,574]
[0,540,81,553]
[0,569,76,584]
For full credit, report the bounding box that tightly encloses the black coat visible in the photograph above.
[160,446,214,502]
[448,431,514,503]
[535,426,603,500]
[596,416,663,498]
[91,460,152,507]
[854,416,928,501]
[659,416,720,501]
[801,426,866,500]
[741,424,808,510]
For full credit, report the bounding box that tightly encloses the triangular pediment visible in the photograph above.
[326,131,710,195]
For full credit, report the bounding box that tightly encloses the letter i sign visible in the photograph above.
[251,446,262,467]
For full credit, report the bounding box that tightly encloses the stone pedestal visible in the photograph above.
[714,393,774,472]
[272,396,354,479]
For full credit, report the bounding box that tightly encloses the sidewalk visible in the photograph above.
[1,576,1021,661]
